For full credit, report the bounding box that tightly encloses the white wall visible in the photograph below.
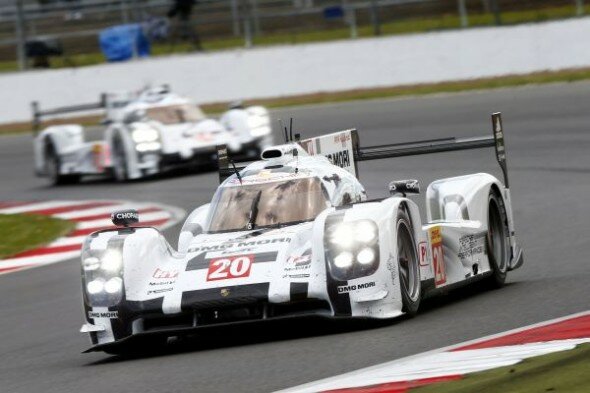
[2,17,590,124]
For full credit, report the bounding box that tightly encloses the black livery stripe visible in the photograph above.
[186,251,278,271]
[324,212,352,316]
[181,283,270,310]
[290,282,309,301]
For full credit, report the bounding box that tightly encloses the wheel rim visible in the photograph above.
[398,221,420,302]
[488,200,508,273]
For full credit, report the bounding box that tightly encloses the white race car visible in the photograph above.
[79,113,523,354]
[33,86,272,184]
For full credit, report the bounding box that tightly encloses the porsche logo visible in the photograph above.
[220,288,230,297]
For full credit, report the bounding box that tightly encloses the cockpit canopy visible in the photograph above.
[145,104,206,125]
[206,175,330,233]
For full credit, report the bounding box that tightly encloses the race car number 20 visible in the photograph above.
[207,255,253,281]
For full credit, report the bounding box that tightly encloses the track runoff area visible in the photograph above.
[281,311,590,392]
[0,200,184,275]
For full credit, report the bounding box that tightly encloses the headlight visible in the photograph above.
[334,251,354,268]
[87,279,104,295]
[329,220,378,248]
[104,277,123,294]
[131,126,159,143]
[81,240,125,307]
[82,257,100,271]
[356,248,376,265]
[101,250,122,272]
[136,142,161,152]
[250,126,271,137]
[325,219,380,281]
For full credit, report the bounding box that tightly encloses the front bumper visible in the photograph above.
[82,298,332,353]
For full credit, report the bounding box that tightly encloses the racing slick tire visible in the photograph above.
[396,208,421,317]
[112,137,130,182]
[485,189,510,288]
[45,142,80,186]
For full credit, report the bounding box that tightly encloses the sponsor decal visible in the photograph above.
[325,150,351,169]
[207,255,253,281]
[429,226,446,287]
[153,267,179,279]
[148,288,173,295]
[419,241,429,266]
[458,233,486,261]
[149,280,175,286]
[188,237,291,253]
[220,288,230,297]
[337,281,376,294]
[334,132,351,148]
[386,253,397,285]
[284,253,312,278]
[288,274,310,279]
[221,247,255,255]
[88,311,118,319]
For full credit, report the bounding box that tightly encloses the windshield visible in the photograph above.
[146,104,205,124]
[207,177,330,233]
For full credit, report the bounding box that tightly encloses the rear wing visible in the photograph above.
[31,94,108,135]
[217,113,510,187]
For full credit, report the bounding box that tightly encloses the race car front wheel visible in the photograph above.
[112,137,129,182]
[397,209,421,316]
[45,143,79,186]
[486,189,510,288]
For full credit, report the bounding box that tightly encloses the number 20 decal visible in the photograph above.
[207,255,253,281]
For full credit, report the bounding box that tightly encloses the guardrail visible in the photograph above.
[1,0,587,71]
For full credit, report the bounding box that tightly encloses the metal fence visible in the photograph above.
[1,0,586,71]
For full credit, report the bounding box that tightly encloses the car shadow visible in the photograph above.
[85,316,402,366]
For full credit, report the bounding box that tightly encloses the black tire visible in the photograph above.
[486,189,510,288]
[45,143,79,186]
[111,137,129,182]
[396,209,421,316]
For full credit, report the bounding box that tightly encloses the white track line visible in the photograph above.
[54,203,137,220]
[278,310,590,393]
[0,200,81,214]
[0,200,186,276]
[75,211,171,229]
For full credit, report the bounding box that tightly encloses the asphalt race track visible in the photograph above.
[1,82,589,393]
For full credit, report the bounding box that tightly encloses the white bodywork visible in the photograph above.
[78,129,523,351]
[34,86,272,182]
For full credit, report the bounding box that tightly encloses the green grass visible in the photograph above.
[0,4,585,72]
[415,343,590,393]
[0,214,74,259]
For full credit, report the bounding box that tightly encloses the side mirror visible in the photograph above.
[389,179,420,197]
[111,209,139,227]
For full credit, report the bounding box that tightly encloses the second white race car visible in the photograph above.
[79,113,523,354]
[33,85,273,184]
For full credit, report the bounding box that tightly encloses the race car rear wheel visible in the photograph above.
[397,209,421,316]
[486,189,510,288]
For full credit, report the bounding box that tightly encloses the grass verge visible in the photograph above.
[0,214,74,259]
[2,66,590,137]
[415,343,590,393]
